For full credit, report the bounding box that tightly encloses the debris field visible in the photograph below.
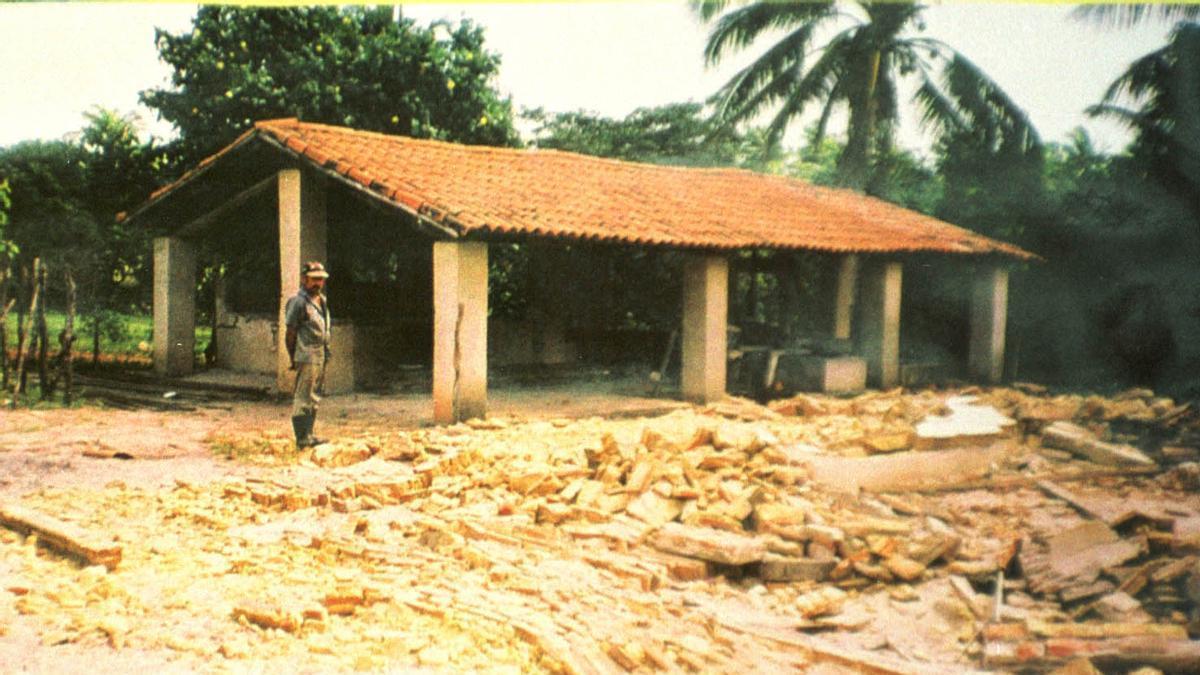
[2,384,1199,673]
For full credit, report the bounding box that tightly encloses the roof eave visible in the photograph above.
[120,127,262,228]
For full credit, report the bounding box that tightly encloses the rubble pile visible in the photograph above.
[2,385,1199,673]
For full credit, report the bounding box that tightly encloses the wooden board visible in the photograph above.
[0,503,122,570]
[648,522,766,565]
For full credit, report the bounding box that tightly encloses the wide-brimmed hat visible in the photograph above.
[302,261,330,279]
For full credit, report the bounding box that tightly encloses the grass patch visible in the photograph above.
[1,382,95,410]
[3,310,211,358]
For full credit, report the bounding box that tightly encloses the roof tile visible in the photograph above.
[131,118,1036,260]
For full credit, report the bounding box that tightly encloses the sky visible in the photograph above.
[0,2,1175,156]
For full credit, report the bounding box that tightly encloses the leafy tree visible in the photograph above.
[141,6,518,172]
[783,126,942,213]
[0,109,162,367]
[524,102,779,169]
[0,139,98,275]
[934,124,1046,245]
[1064,6,1200,394]
[697,0,1039,192]
[78,108,164,310]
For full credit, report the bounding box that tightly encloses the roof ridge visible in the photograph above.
[259,117,782,177]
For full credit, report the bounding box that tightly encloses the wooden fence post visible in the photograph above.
[61,269,76,404]
[0,263,11,390]
[36,263,49,399]
[11,258,39,404]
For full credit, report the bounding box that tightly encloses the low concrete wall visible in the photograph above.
[214,312,357,394]
[214,312,577,393]
[214,314,276,375]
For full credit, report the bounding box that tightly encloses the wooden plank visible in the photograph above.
[948,575,987,620]
[648,522,766,565]
[882,466,1162,495]
[1046,522,1141,582]
[0,503,122,570]
[1059,580,1114,603]
[1027,621,1189,640]
[1149,555,1197,583]
[759,555,837,582]
[1042,422,1155,467]
[1036,480,1107,521]
[1092,636,1200,673]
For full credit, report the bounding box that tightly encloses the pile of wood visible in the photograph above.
[219,414,1003,593]
[983,620,1200,671]
[74,371,273,412]
[1021,481,1200,619]
[6,384,1199,673]
[989,385,1197,465]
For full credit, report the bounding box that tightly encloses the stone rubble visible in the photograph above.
[1,385,1198,672]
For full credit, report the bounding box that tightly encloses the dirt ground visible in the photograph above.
[1,382,1197,673]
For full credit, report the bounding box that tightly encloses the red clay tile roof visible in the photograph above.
[135,118,1036,260]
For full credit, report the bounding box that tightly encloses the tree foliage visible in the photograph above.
[524,102,779,169]
[79,108,164,308]
[1073,3,1200,29]
[698,0,1039,193]
[142,6,518,172]
[0,139,96,275]
[1088,21,1200,228]
[0,109,160,311]
[0,179,14,262]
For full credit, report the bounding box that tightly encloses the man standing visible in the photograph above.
[285,261,332,448]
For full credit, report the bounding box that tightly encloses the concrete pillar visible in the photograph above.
[681,253,729,403]
[968,266,1009,384]
[857,260,902,388]
[276,168,327,393]
[432,241,488,424]
[153,236,197,376]
[833,254,859,340]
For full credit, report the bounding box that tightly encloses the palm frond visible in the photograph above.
[764,85,811,149]
[913,71,965,136]
[710,24,817,112]
[810,80,842,150]
[714,28,853,127]
[1101,45,1171,105]
[703,1,835,64]
[1086,102,1144,129]
[940,51,1042,153]
[1073,3,1200,29]
[692,0,736,23]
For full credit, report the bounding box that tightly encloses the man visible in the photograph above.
[285,261,332,448]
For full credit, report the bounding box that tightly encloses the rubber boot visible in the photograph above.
[307,412,327,446]
[291,415,308,448]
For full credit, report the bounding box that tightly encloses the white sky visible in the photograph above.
[0,2,1174,156]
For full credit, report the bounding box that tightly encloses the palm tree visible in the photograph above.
[1087,22,1200,225]
[698,1,1039,192]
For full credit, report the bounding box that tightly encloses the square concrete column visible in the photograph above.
[276,168,327,393]
[833,254,859,340]
[153,236,197,376]
[681,253,729,403]
[433,241,488,424]
[856,260,902,388]
[968,266,1009,384]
